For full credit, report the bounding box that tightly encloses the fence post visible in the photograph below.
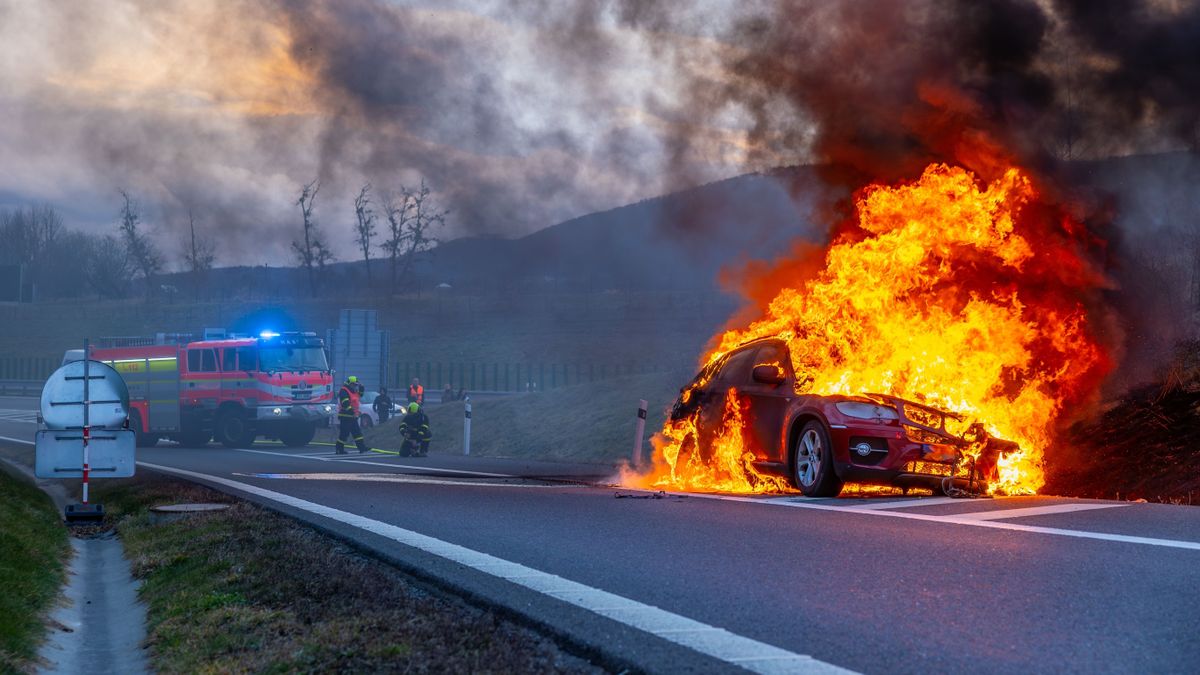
[633,399,648,466]
[463,401,472,456]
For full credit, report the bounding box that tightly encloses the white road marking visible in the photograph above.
[0,434,33,445]
[942,502,1127,521]
[139,461,851,675]
[234,472,574,489]
[672,491,1200,552]
[821,496,962,510]
[0,409,38,424]
[229,447,512,478]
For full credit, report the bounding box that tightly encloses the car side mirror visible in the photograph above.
[752,364,786,386]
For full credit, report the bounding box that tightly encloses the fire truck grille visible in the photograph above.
[291,386,313,401]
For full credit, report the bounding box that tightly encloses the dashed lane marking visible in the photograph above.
[140,462,852,675]
[0,409,38,424]
[229,447,513,478]
[234,472,576,489]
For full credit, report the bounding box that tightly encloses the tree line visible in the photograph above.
[0,180,445,301]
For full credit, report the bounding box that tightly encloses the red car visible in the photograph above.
[670,338,1015,497]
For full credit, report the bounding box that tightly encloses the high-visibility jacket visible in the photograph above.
[338,384,361,418]
[407,384,424,404]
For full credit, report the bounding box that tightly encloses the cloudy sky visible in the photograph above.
[0,0,782,266]
[2,0,1196,267]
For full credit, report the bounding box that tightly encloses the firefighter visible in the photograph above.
[398,402,432,457]
[407,377,425,405]
[335,375,369,455]
[373,386,393,424]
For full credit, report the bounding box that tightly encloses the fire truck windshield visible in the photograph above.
[258,346,328,373]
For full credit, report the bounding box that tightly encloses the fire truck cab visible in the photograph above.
[86,331,335,448]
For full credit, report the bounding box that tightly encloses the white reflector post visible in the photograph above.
[463,401,472,456]
[633,399,648,466]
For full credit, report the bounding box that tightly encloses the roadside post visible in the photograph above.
[633,399,648,466]
[35,339,135,523]
[463,399,472,456]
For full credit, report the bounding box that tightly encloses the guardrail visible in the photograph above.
[0,379,42,397]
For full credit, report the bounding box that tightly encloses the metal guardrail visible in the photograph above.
[0,379,42,397]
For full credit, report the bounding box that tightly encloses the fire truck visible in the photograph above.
[84,331,335,448]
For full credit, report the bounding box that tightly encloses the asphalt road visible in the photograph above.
[3,395,1198,674]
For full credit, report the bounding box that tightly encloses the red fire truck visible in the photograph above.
[85,331,335,448]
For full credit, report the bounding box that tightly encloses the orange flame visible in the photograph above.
[626,163,1109,495]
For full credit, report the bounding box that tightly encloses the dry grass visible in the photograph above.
[364,370,689,463]
[94,474,603,674]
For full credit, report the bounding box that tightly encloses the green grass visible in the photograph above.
[94,474,598,674]
[0,467,69,673]
[365,369,691,463]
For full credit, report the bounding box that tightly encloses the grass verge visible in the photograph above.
[0,466,69,673]
[93,473,601,674]
[364,370,689,463]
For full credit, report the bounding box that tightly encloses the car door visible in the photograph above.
[740,341,794,463]
[697,346,759,449]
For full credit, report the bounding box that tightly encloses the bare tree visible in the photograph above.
[0,204,63,267]
[181,209,216,301]
[118,190,163,300]
[353,183,377,287]
[292,179,335,297]
[86,233,133,298]
[381,188,415,293]
[379,179,446,296]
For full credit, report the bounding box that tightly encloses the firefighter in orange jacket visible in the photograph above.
[335,375,369,454]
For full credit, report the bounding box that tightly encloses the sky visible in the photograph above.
[2,0,1197,268]
[0,0,778,266]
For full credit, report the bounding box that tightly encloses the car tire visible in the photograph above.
[793,420,843,497]
[672,431,699,482]
[279,423,317,448]
[360,414,373,429]
[128,410,157,448]
[215,409,255,449]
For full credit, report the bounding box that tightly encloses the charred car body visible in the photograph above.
[670,338,1018,497]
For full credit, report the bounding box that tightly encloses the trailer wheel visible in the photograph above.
[279,423,317,448]
[215,409,255,448]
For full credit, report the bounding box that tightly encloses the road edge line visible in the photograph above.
[136,460,853,675]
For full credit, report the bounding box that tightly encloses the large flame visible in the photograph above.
[626,163,1109,495]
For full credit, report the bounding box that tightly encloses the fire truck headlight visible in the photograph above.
[272,407,283,416]
[322,404,333,414]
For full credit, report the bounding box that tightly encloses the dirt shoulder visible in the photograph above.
[93,473,604,674]
[0,465,69,673]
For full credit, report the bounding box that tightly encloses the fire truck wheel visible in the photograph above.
[793,420,844,498]
[279,423,317,448]
[127,410,157,448]
[178,427,211,448]
[215,409,256,448]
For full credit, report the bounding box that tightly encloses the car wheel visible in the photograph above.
[215,409,255,448]
[672,431,698,482]
[360,414,373,429]
[279,423,317,448]
[793,421,844,497]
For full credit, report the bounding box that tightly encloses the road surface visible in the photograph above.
[2,395,1197,674]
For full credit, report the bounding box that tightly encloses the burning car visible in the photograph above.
[668,337,1019,497]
